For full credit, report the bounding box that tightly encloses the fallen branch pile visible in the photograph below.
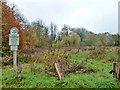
[64,59,88,74]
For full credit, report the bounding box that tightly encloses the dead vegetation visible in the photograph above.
[2,46,119,76]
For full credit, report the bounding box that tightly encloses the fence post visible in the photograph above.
[54,63,64,81]
[113,62,119,80]
[18,62,22,80]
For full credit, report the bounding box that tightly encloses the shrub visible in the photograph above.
[87,46,108,60]
[43,47,72,75]
[18,47,45,63]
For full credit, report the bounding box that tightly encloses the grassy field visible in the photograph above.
[2,46,120,88]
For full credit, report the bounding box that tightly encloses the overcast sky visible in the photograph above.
[8,0,119,34]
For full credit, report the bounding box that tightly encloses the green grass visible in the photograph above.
[2,51,120,88]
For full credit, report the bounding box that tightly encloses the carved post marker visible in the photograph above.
[9,27,19,75]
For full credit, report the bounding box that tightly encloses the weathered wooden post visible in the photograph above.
[113,62,119,80]
[18,62,22,80]
[9,27,19,75]
[54,63,64,81]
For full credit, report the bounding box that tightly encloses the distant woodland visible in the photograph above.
[1,1,119,55]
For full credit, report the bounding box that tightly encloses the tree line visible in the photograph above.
[1,1,119,55]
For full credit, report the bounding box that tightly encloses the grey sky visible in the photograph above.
[8,0,119,34]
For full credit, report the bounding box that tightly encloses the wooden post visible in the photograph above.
[13,50,17,75]
[113,62,119,80]
[54,63,64,81]
[18,62,22,80]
